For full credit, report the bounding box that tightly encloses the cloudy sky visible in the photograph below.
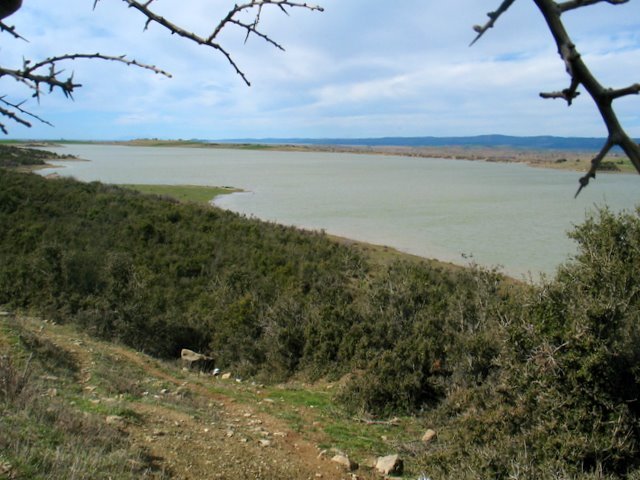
[4,0,640,140]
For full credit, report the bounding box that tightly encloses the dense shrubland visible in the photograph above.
[1,159,640,478]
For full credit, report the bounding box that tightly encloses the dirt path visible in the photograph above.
[23,318,359,480]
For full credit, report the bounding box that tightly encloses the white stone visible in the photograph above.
[422,429,437,443]
[375,454,403,475]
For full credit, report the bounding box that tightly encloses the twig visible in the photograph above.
[470,0,517,46]
[0,20,26,41]
[575,139,613,197]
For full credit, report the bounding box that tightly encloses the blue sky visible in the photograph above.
[4,0,640,140]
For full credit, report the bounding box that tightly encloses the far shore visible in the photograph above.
[103,139,638,174]
[16,138,636,174]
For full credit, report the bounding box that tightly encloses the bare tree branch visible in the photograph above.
[0,96,54,134]
[475,0,640,193]
[0,0,323,133]
[540,77,581,105]
[95,0,325,86]
[470,0,517,46]
[0,52,171,132]
[557,0,628,13]
[608,83,640,100]
[0,53,170,99]
[575,139,614,197]
[531,0,640,193]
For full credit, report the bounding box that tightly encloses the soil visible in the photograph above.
[18,317,375,480]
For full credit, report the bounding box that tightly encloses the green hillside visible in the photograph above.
[2,152,640,478]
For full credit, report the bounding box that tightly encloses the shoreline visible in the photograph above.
[97,181,507,280]
[109,139,635,175]
[24,142,602,280]
[21,139,636,174]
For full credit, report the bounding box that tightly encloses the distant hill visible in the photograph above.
[217,135,624,151]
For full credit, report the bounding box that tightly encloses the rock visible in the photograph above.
[180,348,215,371]
[331,454,358,471]
[375,454,403,476]
[221,372,232,380]
[422,429,437,443]
[259,439,272,447]
[105,415,125,427]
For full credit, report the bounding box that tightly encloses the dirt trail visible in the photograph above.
[22,318,358,480]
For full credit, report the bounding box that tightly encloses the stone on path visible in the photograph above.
[375,454,403,475]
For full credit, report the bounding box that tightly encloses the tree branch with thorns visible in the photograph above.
[473,0,640,196]
[0,0,323,133]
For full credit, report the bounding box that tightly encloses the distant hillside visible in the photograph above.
[217,135,624,151]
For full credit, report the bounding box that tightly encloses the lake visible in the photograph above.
[39,144,640,278]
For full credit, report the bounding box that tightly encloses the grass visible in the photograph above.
[121,184,242,205]
[256,383,423,475]
[0,318,169,479]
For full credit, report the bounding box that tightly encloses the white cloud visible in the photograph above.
[4,0,640,139]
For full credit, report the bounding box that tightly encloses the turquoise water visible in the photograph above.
[40,144,640,278]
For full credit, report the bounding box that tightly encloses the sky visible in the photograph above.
[4,0,640,140]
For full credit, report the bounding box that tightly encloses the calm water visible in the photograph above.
[40,144,640,278]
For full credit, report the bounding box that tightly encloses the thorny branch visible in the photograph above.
[0,52,171,134]
[473,0,640,195]
[95,0,324,86]
[0,0,323,133]
[0,96,53,134]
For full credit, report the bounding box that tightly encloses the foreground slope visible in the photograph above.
[2,154,640,478]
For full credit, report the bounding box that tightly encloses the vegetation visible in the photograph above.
[1,156,640,478]
[120,184,241,205]
[0,144,74,169]
[0,320,168,479]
